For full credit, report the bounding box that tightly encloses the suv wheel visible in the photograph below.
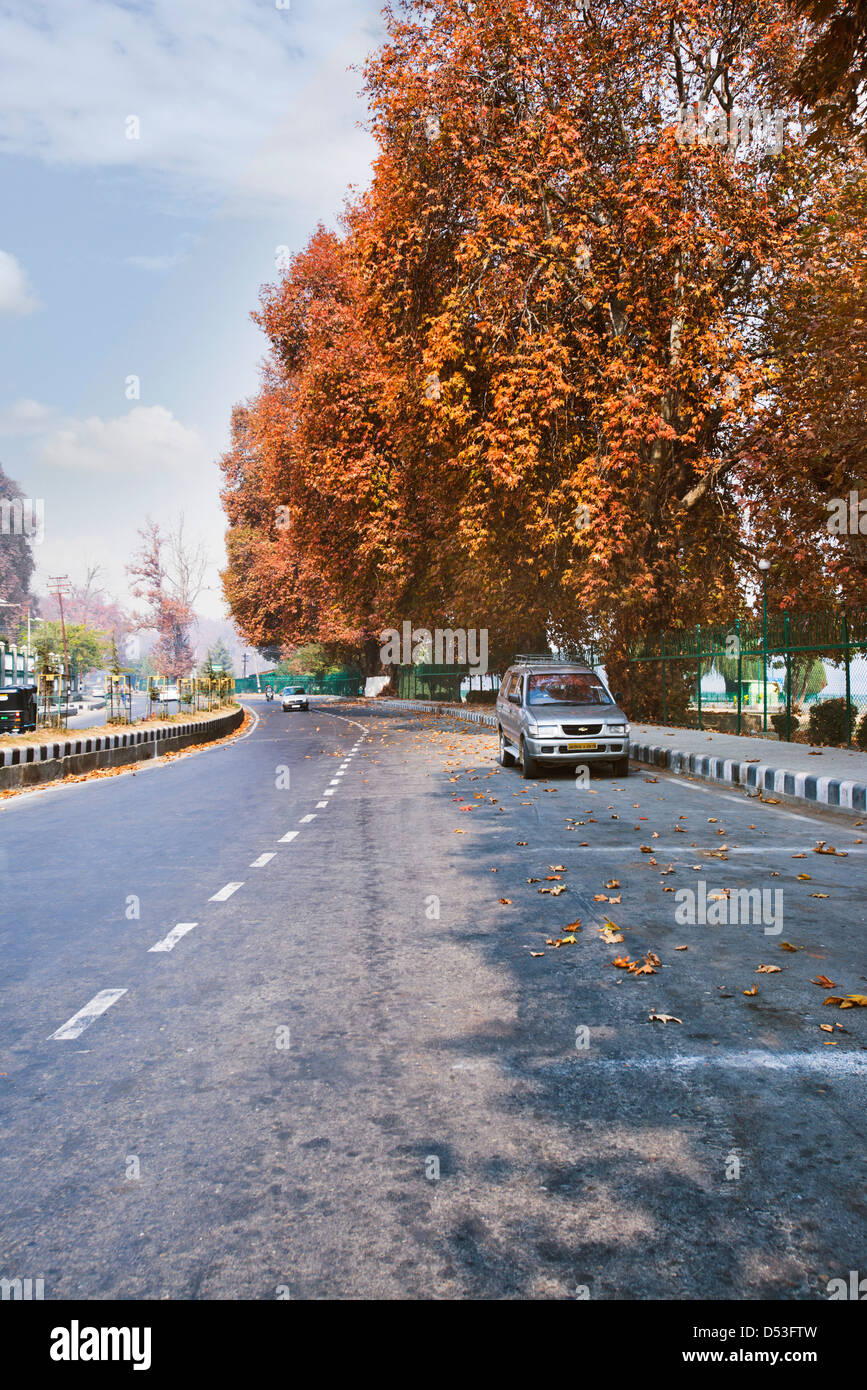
[613,756,629,777]
[521,738,541,779]
[498,729,516,767]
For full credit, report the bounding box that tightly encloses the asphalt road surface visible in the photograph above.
[1,698,864,1300]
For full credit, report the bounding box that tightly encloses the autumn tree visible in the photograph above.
[220,0,867,696]
[0,462,37,641]
[128,522,195,678]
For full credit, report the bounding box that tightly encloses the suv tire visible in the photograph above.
[521,738,541,779]
[498,729,516,767]
[613,756,629,777]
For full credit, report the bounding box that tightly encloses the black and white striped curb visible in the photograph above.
[629,739,867,814]
[377,699,866,815]
[0,709,244,789]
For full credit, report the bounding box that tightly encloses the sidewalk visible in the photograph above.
[375,698,867,816]
[630,723,867,814]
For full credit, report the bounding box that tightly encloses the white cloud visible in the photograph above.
[0,249,41,314]
[35,405,210,475]
[0,0,382,212]
[0,398,56,435]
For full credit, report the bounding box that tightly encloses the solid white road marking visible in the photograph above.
[279,830,299,843]
[537,844,867,855]
[250,852,275,867]
[209,882,243,901]
[572,1051,867,1076]
[49,989,127,1041]
[299,813,316,823]
[149,922,198,953]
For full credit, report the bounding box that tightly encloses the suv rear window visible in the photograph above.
[526,672,611,705]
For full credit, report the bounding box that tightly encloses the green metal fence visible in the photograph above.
[397,663,468,701]
[235,669,364,697]
[628,607,867,746]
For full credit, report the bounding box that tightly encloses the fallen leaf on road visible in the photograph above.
[612,955,633,968]
[649,1012,681,1023]
[453,829,466,834]
[605,879,620,889]
[743,985,759,996]
[639,845,653,853]
[498,898,513,905]
[516,841,527,846]
[809,893,830,898]
[756,965,781,973]
[529,951,545,958]
[549,864,565,871]
[675,945,688,951]
[796,873,812,880]
[526,877,541,884]
[599,926,624,943]
[539,884,566,896]
[780,942,801,951]
[812,975,836,988]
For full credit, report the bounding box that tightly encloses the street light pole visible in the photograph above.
[758,557,771,733]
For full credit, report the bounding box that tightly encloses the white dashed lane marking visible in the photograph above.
[49,989,128,1041]
[329,779,340,785]
[324,789,335,797]
[279,830,299,843]
[316,801,328,808]
[299,813,316,823]
[149,922,198,953]
[209,882,243,902]
[250,852,275,867]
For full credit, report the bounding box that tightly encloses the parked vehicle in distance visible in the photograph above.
[281,686,309,711]
[0,684,38,734]
[158,686,180,702]
[496,657,630,778]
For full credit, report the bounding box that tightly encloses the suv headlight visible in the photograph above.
[529,723,559,735]
[606,723,629,734]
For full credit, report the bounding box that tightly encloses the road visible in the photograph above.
[0,697,864,1300]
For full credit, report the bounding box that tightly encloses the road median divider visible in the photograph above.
[0,706,246,793]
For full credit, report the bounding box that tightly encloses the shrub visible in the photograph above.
[855,710,867,752]
[465,688,498,705]
[807,697,858,746]
[770,711,799,741]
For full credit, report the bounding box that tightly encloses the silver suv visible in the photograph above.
[496,658,630,779]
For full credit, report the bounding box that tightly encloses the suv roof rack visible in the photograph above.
[514,653,590,664]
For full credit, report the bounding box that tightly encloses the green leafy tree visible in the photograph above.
[31,622,106,689]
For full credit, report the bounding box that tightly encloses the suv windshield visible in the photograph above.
[526,672,612,705]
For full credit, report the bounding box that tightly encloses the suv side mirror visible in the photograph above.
[614,691,624,703]
[509,692,521,705]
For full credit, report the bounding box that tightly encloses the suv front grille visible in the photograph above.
[561,723,602,735]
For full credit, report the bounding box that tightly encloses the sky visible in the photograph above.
[0,0,384,621]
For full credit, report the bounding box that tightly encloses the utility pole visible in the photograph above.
[48,576,72,699]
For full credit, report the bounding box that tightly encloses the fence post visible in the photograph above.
[735,618,742,735]
[784,612,792,743]
[696,624,702,731]
[843,608,852,748]
[661,633,667,727]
